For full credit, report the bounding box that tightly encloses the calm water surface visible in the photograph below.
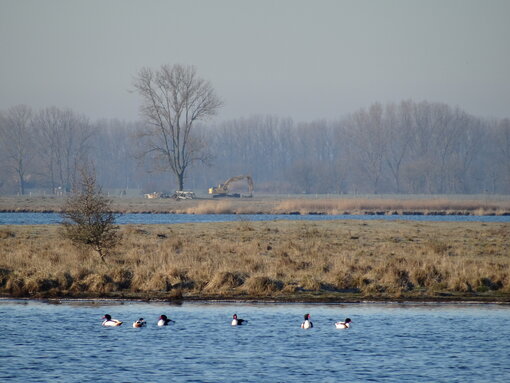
[1,212,509,225]
[0,301,509,382]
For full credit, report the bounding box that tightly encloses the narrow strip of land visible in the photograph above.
[1,195,510,215]
[1,220,509,302]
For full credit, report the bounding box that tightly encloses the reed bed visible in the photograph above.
[1,220,509,301]
[273,198,510,215]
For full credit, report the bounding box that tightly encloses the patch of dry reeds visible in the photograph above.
[0,220,509,300]
[273,198,510,215]
[183,200,240,214]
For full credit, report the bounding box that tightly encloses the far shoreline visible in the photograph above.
[2,209,510,217]
[1,194,510,216]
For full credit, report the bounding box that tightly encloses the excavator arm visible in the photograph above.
[209,175,253,197]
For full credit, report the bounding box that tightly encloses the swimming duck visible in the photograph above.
[133,318,146,328]
[301,313,313,329]
[102,314,123,327]
[231,314,247,326]
[157,314,174,326]
[335,318,352,329]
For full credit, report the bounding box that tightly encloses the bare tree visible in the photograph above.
[35,107,94,193]
[0,105,35,195]
[384,101,414,193]
[93,119,141,192]
[133,64,223,190]
[347,103,387,193]
[494,118,510,192]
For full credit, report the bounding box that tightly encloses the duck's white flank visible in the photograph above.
[102,314,122,327]
[335,318,352,329]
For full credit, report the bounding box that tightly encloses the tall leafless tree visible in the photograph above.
[384,101,414,193]
[133,64,223,191]
[35,107,94,193]
[495,118,510,191]
[347,103,387,193]
[0,105,35,195]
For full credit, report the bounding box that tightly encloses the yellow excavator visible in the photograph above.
[208,175,254,198]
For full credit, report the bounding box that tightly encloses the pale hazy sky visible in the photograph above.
[1,0,509,122]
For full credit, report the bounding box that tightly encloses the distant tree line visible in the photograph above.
[1,100,509,195]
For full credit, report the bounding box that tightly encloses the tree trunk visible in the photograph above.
[18,173,25,195]
[177,172,184,191]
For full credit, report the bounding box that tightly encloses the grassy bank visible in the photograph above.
[1,195,510,215]
[1,220,509,302]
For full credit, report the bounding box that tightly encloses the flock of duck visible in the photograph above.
[102,313,352,329]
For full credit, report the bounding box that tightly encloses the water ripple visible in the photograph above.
[0,301,509,382]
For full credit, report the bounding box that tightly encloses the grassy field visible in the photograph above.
[1,219,509,302]
[1,194,510,215]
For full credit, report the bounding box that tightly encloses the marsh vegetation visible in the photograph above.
[1,220,508,301]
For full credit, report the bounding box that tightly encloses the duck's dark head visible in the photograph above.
[160,315,168,320]
[233,314,238,319]
[345,318,352,323]
[103,314,112,320]
[304,313,310,320]
[138,318,144,321]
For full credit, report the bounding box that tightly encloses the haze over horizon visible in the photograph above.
[1,0,509,123]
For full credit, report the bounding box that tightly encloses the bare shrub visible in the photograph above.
[60,167,119,262]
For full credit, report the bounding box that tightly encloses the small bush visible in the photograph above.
[60,167,119,262]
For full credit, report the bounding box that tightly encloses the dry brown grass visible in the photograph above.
[0,220,509,300]
[273,198,510,215]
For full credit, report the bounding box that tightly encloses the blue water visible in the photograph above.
[1,301,509,382]
[1,212,509,225]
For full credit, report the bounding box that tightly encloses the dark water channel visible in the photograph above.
[1,212,509,225]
